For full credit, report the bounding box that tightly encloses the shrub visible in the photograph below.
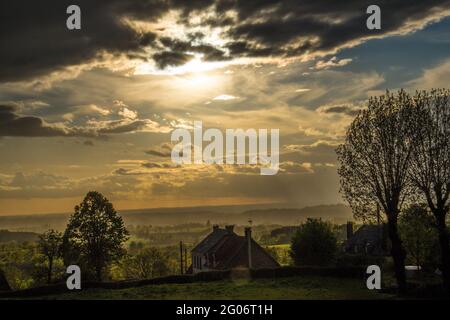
[290,218,337,266]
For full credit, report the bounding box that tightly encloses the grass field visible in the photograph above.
[34,276,395,300]
[266,244,290,249]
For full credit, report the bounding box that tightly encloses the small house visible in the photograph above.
[190,225,279,273]
[344,222,389,255]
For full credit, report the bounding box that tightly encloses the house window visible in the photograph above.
[194,255,201,269]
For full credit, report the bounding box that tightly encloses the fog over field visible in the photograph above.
[0,204,352,233]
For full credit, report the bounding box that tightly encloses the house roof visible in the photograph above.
[192,226,279,269]
[191,228,229,254]
[214,236,279,269]
[346,224,384,248]
[212,234,246,268]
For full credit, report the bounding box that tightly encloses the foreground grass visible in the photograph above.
[35,276,394,300]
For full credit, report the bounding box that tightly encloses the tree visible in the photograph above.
[409,89,450,291]
[123,247,170,279]
[336,90,416,292]
[290,218,337,266]
[63,191,129,281]
[38,229,62,284]
[399,204,439,269]
[0,268,11,292]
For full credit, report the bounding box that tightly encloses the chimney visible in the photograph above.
[225,225,234,234]
[213,224,219,232]
[346,221,353,240]
[245,227,252,269]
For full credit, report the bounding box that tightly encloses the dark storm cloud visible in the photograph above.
[158,37,229,62]
[0,105,162,137]
[0,105,70,137]
[152,51,195,69]
[320,105,362,116]
[97,119,149,134]
[0,0,157,82]
[221,0,450,58]
[0,0,211,82]
[152,35,230,68]
[1,0,449,82]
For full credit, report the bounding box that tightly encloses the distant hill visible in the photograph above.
[242,205,353,225]
[0,230,39,243]
[0,204,352,232]
[112,204,352,226]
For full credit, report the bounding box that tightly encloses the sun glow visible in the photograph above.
[172,72,224,94]
[134,54,228,94]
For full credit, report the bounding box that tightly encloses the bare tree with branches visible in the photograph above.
[337,90,416,292]
[409,89,450,291]
[38,229,63,284]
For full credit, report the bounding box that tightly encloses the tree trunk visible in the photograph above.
[436,213,450,292]
[96,266,102,282]
[47,257,53,284]
[387,216,407,293]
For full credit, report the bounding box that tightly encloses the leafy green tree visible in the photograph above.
[63,191,129,281]
[123,247,170,279]
[0,242,38,289]
[38,229,62,284]
[290,218,337,266]
[399,204,439,269]
[265,245,291,266]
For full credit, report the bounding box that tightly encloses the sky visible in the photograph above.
[0,0,450,215]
